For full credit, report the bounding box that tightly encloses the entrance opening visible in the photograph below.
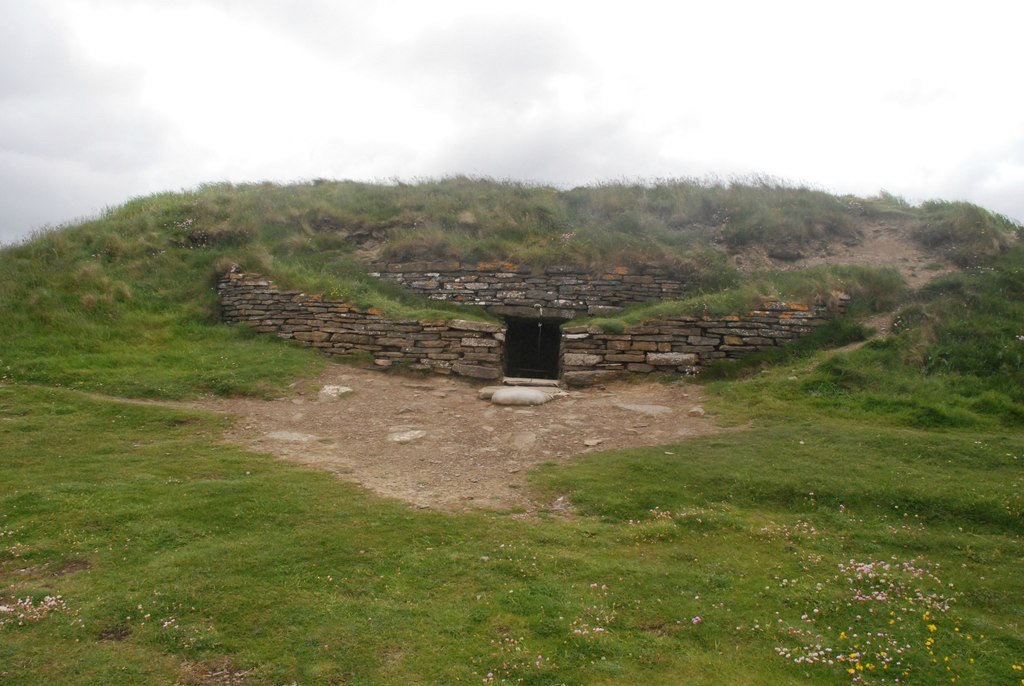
[504,318,562,380]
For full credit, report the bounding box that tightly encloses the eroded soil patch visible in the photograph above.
[194,366,720,512]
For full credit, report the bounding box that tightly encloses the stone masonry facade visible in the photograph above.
[218,271,848,385]
[558,297,847,387]
[217,272,505,380]
[368,261,692,319]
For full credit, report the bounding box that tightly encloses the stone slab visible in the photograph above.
[613,403,673,416]
[452,363,503,380]
[490,387,552,406]
[647,352,698,366]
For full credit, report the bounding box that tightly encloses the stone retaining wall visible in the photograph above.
[217,272,505,380]
[559,297,847,386]
[218,271,849,385]
[369,261,693,319]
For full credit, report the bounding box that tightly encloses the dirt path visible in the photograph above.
[728,219,954,289]
[188,365,720,513]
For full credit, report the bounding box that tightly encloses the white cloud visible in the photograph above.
[2,0,1023,244]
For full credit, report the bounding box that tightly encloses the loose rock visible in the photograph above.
[318,385,354,401]
[490,387,552,406]
[614,403,672,416]
[265,431,317,443]
[511,432,537,450]
[388,429,427,444]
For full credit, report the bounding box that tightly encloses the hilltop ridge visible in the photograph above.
[0,176,1020,400]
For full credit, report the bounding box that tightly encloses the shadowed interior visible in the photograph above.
[504,318,562,379]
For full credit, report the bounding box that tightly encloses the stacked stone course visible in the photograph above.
[558,297,847,386]
[217,272,505,379]
[369,261,692,319]
[218,270,849,385]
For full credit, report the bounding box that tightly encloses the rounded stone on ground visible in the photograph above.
[490,387,552,406]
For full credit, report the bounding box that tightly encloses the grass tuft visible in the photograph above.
[913,200,1017,267]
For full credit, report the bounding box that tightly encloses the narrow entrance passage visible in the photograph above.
[504,318,562,379]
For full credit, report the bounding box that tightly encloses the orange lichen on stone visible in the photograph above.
[613,266,631,275]
[475,260,519,272]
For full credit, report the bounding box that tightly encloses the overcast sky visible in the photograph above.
[2,0,1022,244]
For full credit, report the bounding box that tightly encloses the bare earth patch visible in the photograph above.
[193,365,720,513]
[152,222,946,514]
[728,219,954,289]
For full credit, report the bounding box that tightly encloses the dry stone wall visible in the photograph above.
[368,261,693,319]
[217,272,504,380]
[218,271,849,386]
[559,297,848,386]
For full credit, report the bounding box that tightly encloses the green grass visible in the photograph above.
[378,176,871,271]
[2,383,1021,684]
[899,248,1024,396]
[1,177,1022,684]
[14,176,1015,291]
[0,188,493,399]
[703,246,1024,429]
[0,244,324,399]
[696,318,872,381]
[531,423,1023,684]
[1,179,1014,401]
[912,201,1019,267]
[574,264,905,335]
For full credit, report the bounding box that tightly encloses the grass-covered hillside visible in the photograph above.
[0,177,1018,399]
[1,178,1022,684]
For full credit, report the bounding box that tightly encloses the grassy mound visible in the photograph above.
[1,177,1022,684]
[2,177,1019,400]
[1,177,1019,400]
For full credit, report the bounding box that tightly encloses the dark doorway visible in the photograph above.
[504,318,562,379]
